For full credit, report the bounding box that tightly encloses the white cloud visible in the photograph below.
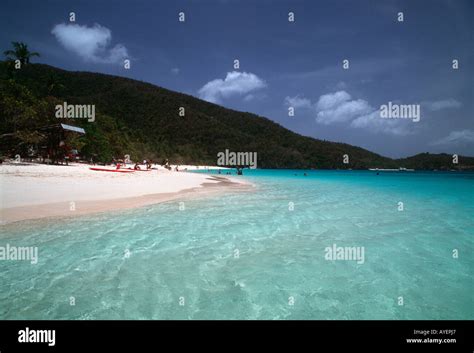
[317,100,372,124]
[315,91,352,111]
[431,129,474,146]
[198,71,267,104]
[350,110,412,136]
[286,90,413,135]
[284,95,312,109]
[315,91,373,125]
[171,67,180,75]
[422,99,462,111]
[51,23,129,64]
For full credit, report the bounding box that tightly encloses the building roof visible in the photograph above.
[39,123,86,134]
[60,123,86,134]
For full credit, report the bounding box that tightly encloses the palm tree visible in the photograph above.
[46,74,65,95]
[4,42,40,65]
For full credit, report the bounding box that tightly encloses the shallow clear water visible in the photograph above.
[1,170,473,319]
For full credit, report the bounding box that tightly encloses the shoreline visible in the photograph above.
[0,163,253,225]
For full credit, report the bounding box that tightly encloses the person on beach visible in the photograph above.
[134,162,141,170]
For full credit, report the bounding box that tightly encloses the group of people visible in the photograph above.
[133,159,153,170]
[112,157,182,172]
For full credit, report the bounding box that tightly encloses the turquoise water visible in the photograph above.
[0,170,473,319]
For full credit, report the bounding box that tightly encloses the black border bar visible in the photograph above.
[0,320,472,352]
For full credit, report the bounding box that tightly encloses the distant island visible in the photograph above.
[1,60,473,170]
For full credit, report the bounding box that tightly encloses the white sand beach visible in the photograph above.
[0,163,250,224]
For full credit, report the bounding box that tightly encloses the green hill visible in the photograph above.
[1,62,473,170]
[397,153,472,171]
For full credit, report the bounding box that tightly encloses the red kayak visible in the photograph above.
[89,167,135,173]
[126,168,152,172]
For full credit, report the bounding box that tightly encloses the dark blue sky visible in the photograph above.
[1,0,472,157]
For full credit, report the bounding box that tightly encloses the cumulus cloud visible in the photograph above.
[284,95,312,109]
[51,23,129,64]
[318,91,413,135]
[422,98,462,111]
[350,110,412,135]
[430,129,474,146]
[315,91,351,111]
[285,90,413,135]
[315,91,373,125]
[198,71,267,104]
